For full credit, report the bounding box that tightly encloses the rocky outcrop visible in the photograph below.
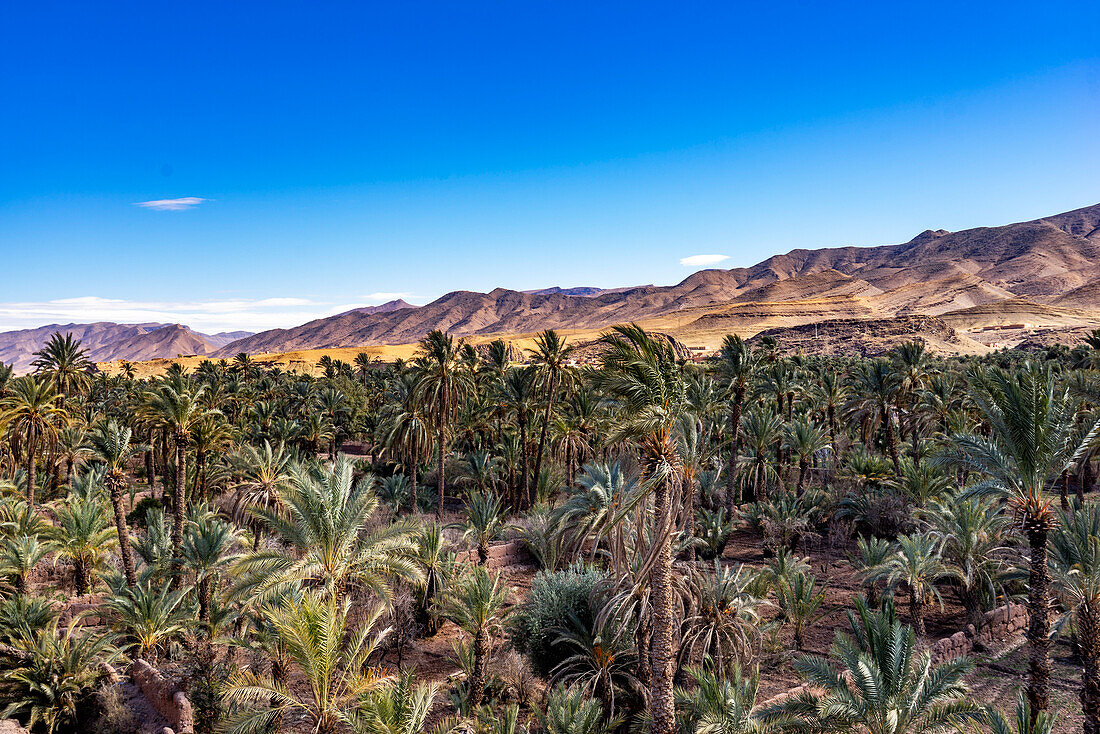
[132,660,194,734]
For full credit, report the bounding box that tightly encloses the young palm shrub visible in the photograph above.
[0,619,122,734]
[679,561,763,675]
[946,362,1100,717]
[765,612,983,734]
[551,613,642,717]
[378,473,412,516]
[45,492,118,594]
[412,522,457,634]
[0,530,46,595]
[103,580,192,663]
[1049,503,1100,734]
[458,490,505,566]
[985,692,1058,734]
[675,663,778,734]
[773,571,827,650]
[180,515,241,627]
[878,533,948,636]
[221,594,393,734]
[353,670,456,734]
[540,684,617,734]
[440,566,512,707]
[695,508,735,561]
[849,536,892,607]
[926,494,1015,630]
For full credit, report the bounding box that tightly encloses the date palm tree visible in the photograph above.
[103,580,192,664]
[675,663,778,734]
[233,456,421,602]
[230,440,294,547]
[716,334,756,514]
[221,594,393,734]
[878,533,947,636]
[593,323,689,734]
[2,375,67,506]
[782,419,830,494]
[440,566,511,707]
[1049,503,1100,734]
[766,609,982,734]
[946,362,1100,719]
[46,492,117,594]
[142,380,217,584]
[180,516,241,627]
[497,365,539,508]
[413,330,475,518]
[383,370,432,512]
[458,490,505,566]
[87,419,146,587]
[30,332,92,407]
[530,329,575,493]
[847,359,903,474]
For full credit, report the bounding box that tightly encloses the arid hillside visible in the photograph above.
[215,202,1100,358]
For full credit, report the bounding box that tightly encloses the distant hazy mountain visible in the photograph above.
[0,322,255,372]
[217,202,1100,357]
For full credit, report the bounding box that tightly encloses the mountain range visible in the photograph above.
[5,201,1100,370]
[212,202,1100,357]
[0,323,253,373]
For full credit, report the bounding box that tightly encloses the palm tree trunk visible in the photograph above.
[170,434,187,589]
[518,416,530,509]
[532,371,557,490]
[649,473,677,734]
[436,415,446,520]
[25,427,36,507]
[471,627,488,706]
[109,475,138,587]
[910,587,926,636]
[1079,601,1100,734]
[1026,526,1052,720]
[884,411,901,475]
[725,390,744,515]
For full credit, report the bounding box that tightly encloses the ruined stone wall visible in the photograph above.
[132,660,194,734]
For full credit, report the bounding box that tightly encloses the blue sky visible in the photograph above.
[1,1,1098,332]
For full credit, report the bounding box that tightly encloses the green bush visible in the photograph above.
[511,564,604,676]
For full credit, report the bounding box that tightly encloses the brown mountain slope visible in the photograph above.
[0,322,247,372]
[92,324,218,362]
[217,202,1100,357]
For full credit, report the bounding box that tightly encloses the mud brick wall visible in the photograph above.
[929,603,1029,663]
[132,660,194,734]
[461,540,533,569]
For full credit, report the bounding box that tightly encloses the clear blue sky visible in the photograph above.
[1,1,1098,332]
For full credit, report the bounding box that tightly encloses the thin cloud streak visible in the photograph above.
[679,254,730,267]
[134,197,208,211]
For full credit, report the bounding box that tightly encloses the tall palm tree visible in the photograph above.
[413,331,474,518]
[221,594,393,734]
[497,365,539,508]
[947,362,1100,718]
[383,370,432,511]
[1,375,67,506]
[847,359,903,474]
[87,419,145,587]
[30,332,91,407]
[782,419,830,493]
[593,323,689,734]
[143,380,217,583]
[1049,503,1100,734]
[530,329,575,492]
[440,566,511,707]
[716,334,756,514]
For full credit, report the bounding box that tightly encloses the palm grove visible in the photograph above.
[1,326,1099,734]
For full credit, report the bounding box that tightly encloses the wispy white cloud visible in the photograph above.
[680,254,730,267]
[134,197,208,211]
[0,296,348,334]
[361,292,414,304]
